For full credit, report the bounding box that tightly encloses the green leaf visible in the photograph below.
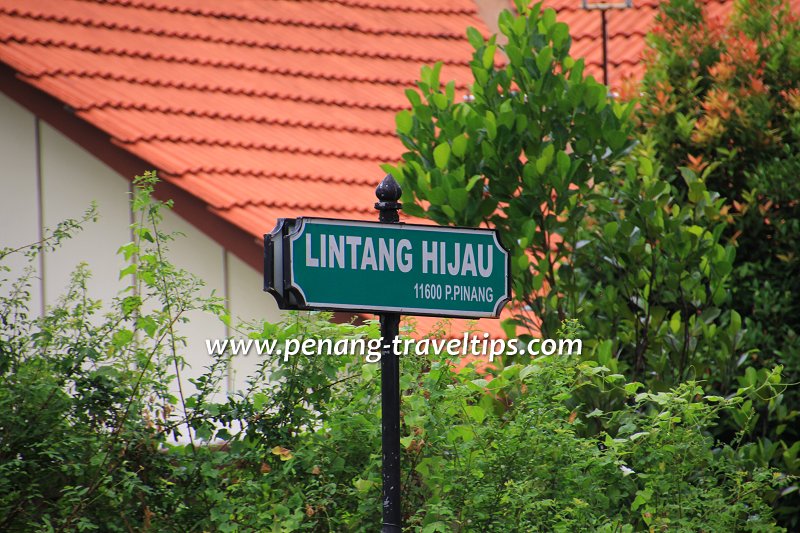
[670,311,681,334]
[501,318,517,338]
[452,134,468,158]
[433,143,451,169]
[624,382,643,395]
[536,155,548,175]
[428,187,447,205]
[119,263,137,280]
[605,130,628,151]
[556,150,570,177]
[639,156,653,177]
[482,45,496,69]
[552,22,570,49]
[420,65,432,88]
[422,522,449,533]
[541,143,554,167]
[688,181,706,203]
[632,488,652,511]
[121,295,141,315]
[603,221,618,240]
[745,366,757,387]
[542,7,557,28]
[139,227,154,243]
[353,478,375,493]
[450,189,468,211]
[465,175,482,192]
[396,110,413,134]
[405,88,422,108]
[484,111,497,139]
[536,46,553,74]
[431,61,442,90]
[447,425,474,443]
[112,329,133,348]
[253,392,267,411]
[403,202,425,218]
[466,26,483,49]
[137,315,157,337]
[465,405,486,424]
[729,310,741,334]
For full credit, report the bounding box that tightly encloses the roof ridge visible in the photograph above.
[1,8,472,65]
[121,136,389,162]
[7,37,439,87]
[27,73,410,111]
[75,0,467,40]
[273,0,477,15]
[81,103,394,137]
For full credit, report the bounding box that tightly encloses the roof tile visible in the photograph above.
[120,139,387,178]
[87,108,402,158]
[0,0,480,63]
[170,172,378,211]
[4,0,797,331]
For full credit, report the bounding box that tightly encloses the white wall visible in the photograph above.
[0,92,283,396]
[39,122,132,308]
[0,92,42,314]
[226,251,281,391]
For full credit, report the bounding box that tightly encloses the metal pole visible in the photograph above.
[375,174,403,532]
[601,8,608,86]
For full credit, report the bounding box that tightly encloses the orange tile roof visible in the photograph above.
[0,0,505,335]
[4,0,785,336]
[0,0,481,222]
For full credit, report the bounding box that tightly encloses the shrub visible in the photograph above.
[632,0,800,523]
[386,0,798,525]
[1,174,791,531]
[384,0,634,337]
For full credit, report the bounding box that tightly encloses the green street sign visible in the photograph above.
[265,217,510,318]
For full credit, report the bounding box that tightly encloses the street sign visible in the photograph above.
[263,175,512,531]
[265,217,510,318]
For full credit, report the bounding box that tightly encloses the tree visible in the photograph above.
[384,0,634,337]
[632,0,800,524]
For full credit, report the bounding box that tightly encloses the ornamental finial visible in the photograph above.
[375,174,402,203]
[375,174,402,224]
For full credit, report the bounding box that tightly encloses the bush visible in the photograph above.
[1,174,791,530]
[386,0,798,526]
[384,0,634,337]
[632,0,800,523]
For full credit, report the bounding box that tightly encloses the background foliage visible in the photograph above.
[383,0,634,337]
[390,0,799,528]
[1,171,791,531]
[631,0,800,523]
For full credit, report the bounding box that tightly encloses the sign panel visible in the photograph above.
[265,217,510,318]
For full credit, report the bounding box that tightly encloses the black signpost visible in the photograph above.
[264,175,510,531]
[375,176,403,532]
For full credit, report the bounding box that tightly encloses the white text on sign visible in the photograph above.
[304,234,495,277]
